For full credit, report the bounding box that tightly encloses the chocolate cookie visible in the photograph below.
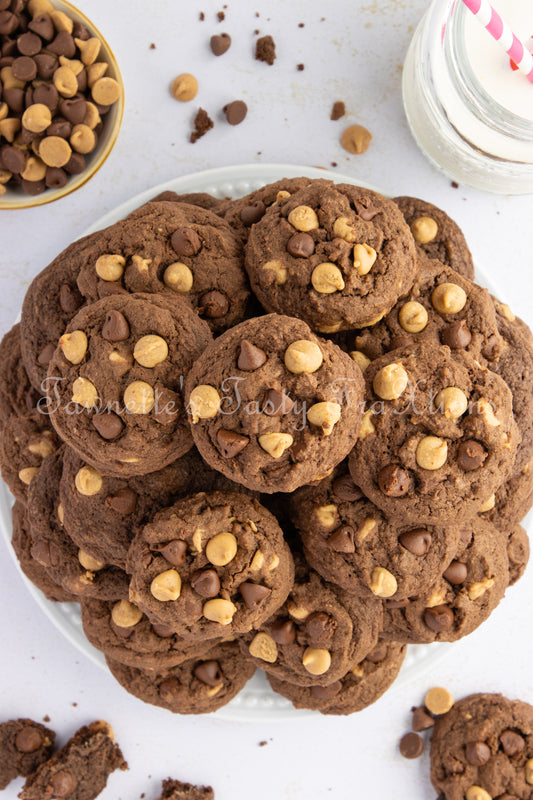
[349,342,520,525]
[19,721,127,800]
[106,641,256,714]
[245,181,417,332]
[152,778,214,800]
[394,196,475,279]
[507,524,529,586]
[430,693,533,800]
[47,292,212,477]
[0,414,58,502]
[185,314,364,493]
[267,640,406,714]
[240,559,382,687]
[0,718,55,790]
[352,257,503,365]
[0,324,44,424]
[291,462,465,602]
[75,201,249,334]
[27,449,129,599]
[127,491,294,640]
[11,501,76,603]
[382,518,509,644]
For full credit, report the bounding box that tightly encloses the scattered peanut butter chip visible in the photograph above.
[171,73,198,102]
[424,686,454,715]
[341,124,372,154]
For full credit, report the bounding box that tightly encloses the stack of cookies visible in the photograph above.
[1,177,531,715]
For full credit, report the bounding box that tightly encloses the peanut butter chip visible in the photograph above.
[133,335,168,368]
[163,262,194,293]
[95,253,126,281]
[76,37,101,66]
[28,0,54,15]
[249,632,278,662]
[83,102,101,129]
[87,62,108,87]
[288,205,319,232]
[353,243,377,275]
[411,216,439,244]
[465,787,492,800]
[171,73,199,102]
[399,301,428,333]
[50,9,73,32]
[39,136,72,168]
[258,432,293,458]
[373,363,408,400]
[60,330,87,364]
[22,103,52,133]
[416,436,448,470]
[341,124,372,154]
[71,377,98,408]
[18,467,39,485]
[369,566,398,598]
[284,340,323,374]
[479,494,495,513]
[75,466,103,496]
[526,759,533,785]
[91,77,122,106]
[111,599,143,628]
[307,402,341,435]
[468,577,494,600]
[262,259,288,285]
[350,350,371,371]
[0,118,20,143]
[424,686,454,715]
[476,398,501,427]
[315,504,339,529]
[59,56,84,75]
[123,381,155,414]
[431,283,467,315]
[70,124,96,154]
[302,647,332,675]
[203,598,237,625]
[27,435,55,458]
[78,550,105,571]
[205,532,238,566]
[189,385,221,423]
[435,387,468,419]
[151,569,182,601]
[21,156,46,182]
[311,262,345,294]
[333,216,356,242]
[359,409,376,439]
[53,66,78,97]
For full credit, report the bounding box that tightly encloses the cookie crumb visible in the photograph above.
[255,34,276,65]
[43,715,51,722]
[72,702,77,707]
[297,63,305,71]
[331,161,338,167]
[149,42,156,50]
[254,29,260,35]
[190,108,214,143]
[298,22,305,27]
[399,732,424,759]
[330,101,346,120]
[217,11,225,21]
[451,181,459,188]
[259,740,268,747]
[341,124,372,154]
[199,11,205,20]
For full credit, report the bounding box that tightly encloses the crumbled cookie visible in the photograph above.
[153,778,214,800]
[0,718,55,790]
[190,108,214,143]
[255,35,276,64]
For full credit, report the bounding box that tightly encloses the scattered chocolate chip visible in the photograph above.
[158,540,188,567]
[500,730,525,756]
[198,290,229,318]
[194,660,223,686]
[378,464,412,497]
[238,339,267,370]
[365,642,388,663]
[216,428,250,458]
[37,343,56,365]
[330,101,346,120]
[102,309,130,341]
[262,388,294,416]
[305,612,335,646]
[399,732,424,759]
[255,34,276,65]
[331,473,363,502]
[441,320,472,349]
[399,529,432,556]
[191,569,221,598]
[328,525,355,553]
[311,681,342,700]
[240,200,266,226]
[465,741,491,766]
[210,32,231,55]
[223,99,247,125]
[269,619,296,644]
[105,487,138,515]
[341,125,372,155]
[451,181,459,188]
[59,283,82,313]
[15,726,43,753]
[240,582,272,609]
[190,107,214,143]
[411,706,435,732]
[457,440,488,471]
[423,604,454,632]
[92,412,123,440]
[443,560,468,584]
[286,231,315,257]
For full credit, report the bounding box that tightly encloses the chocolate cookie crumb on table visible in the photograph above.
[255,35,276,64]
[153,778,214,800]
[190,108,214,143]
[0,718,55,790]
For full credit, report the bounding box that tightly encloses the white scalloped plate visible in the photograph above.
[0,163,480,721]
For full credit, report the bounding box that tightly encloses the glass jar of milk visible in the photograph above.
[402,0,533,193]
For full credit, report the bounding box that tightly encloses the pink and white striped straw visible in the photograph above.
[460,0,533,84]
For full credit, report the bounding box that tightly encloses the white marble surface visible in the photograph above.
[1,1,533,798]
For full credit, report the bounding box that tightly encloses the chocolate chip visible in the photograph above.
[240,582,272,609]
[216,429,250,458]
[443,560,468,584]
[102,309,130,341]
[327,524,355,553]
[465,741,491,766]
[457,439,487,471]
[171,227,202,256]
[151,622,175,638]
[411,706,435,731]
[33,83,59,111]
[64,151,85,174]
[191,569,220,598]
[153,387,181,425]
[17,31,41,56]
[12,55,37,81]
[92,412,123,440]
[97,280,127,299]
[48,31,76,57]
[72,22,90,40]
[158,540,188,567]
[239,200,266,226]
[331,473,363,502]
[104,487,137,515]
[46,117,71,138]
[198,290,229,318]
[500,730,525,756]
[399,732,424,759]
[25,387,41,413]
[31,539,52,567]
[223,100,247,125]
[0,10,18,36]
[34,52,57,80]
[365,642,388,663]
[262,388,294,416]
[37,342,55,365]
[3,87,24,114]
[21,178,46,196]
[311,681,342,700]
[159,677,180,701]
[399,529,432,556]
[210,32,231,55]
[305,612,335,646]
[51,770,77,797]
[1,144,26,173]
[194,660,223,686]
[29,13,54,41]
[423,604,454,632]
[378,464,413,497]
[287,231,315,257]
[59,283,82,313]
[440,320,472,349]
[60,96,87,124]
[238,339,267,370]
[389,335,413,351]
[269,619,296,644]
[15,726,43,753]
[353,198,382,220]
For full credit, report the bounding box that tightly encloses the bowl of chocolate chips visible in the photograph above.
[0,0,124,208]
